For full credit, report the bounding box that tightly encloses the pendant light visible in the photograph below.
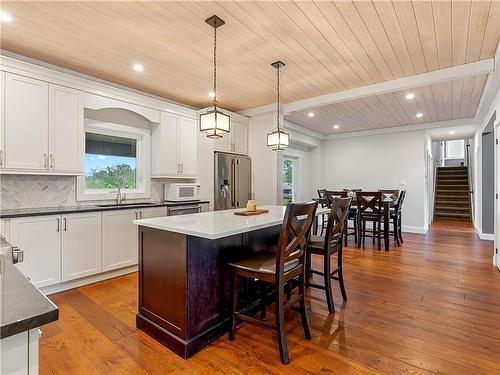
[267,61,290,151]
[200,15,230,139]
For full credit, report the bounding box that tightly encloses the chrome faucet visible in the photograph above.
[116,176,127,204]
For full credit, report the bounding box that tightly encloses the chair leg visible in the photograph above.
[260,282,267,320]
[398,215,404,244]
[377,220,381,251]
[324,251,335,314]
[298,272,311,340]
[275,283,289,365]
[306,251,312,281]
[362,220,366,248]
[372,220,375,241]
[344,225,348,246]
[353,217,358,244]
[394,217,401,246]
[337,245,347,300]
[229,272,241,341]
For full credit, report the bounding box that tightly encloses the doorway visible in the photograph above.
[282,157,297,205]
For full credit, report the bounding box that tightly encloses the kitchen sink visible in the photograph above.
[96,202,158,208]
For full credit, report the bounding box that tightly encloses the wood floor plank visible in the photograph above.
[39,220,500,374]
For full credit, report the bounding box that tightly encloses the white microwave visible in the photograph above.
[164,183,200,202]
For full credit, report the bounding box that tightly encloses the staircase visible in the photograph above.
[434,166,471,221]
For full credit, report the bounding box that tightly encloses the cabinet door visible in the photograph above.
[155,112,179,176]
[178,117,197,176]
[9,215,61,287]
[232,121,248,155]
[49,85,84,174]
[62,212,101,281]
[0,72,5,168]
[138,207,167,219]
[101,209,137,271]
[4,73,49,170]
[213,131,231,152]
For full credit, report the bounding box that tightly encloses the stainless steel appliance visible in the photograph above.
[214,152,251,211]
[167,203,202,216]
[164,183,200,202]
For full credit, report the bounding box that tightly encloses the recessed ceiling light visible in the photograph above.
[208,91,215,98]
[0,11,13,23]
[133,63,144,72]
[308,112,315,117]
[406,92,415,100]
[416,113,423,118]
[333,124,340,129]
[449,130,455,135]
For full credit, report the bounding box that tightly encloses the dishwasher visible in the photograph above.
[166,203,202,216]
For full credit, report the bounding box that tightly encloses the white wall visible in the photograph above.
[248,112,281,205]
[321,130,427,233]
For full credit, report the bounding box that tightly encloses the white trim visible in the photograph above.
[284,120,326,140]
[76,121,151,201]
[238,60,494,116]
[493,253,499,268]
[476,228,494,241]
[41,266,137,295]
[324,118,477,140]
[402,226,428,234]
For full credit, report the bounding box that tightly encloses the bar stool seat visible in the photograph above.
[228,252,300,275]
[307,235,325,249]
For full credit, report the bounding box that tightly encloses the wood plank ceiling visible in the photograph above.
[1,1,499,133]
[285,74,489,134]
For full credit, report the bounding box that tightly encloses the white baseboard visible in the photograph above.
[41,266,138,295]
[402,226,427,234]
[476,228,494,241]
[493,253,499,268]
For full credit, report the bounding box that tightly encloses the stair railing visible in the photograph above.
[466,143,474,221]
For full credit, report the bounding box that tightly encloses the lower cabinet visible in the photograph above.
[62,212,101,281]
[101,209,137,272]
[0,329,40,375]
[9,215,61,288]
[138,207,167,219]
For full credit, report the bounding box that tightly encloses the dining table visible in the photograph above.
[313,195,396,251]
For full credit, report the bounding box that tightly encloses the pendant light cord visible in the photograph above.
[276,66,280,131]
[213,21,218,109]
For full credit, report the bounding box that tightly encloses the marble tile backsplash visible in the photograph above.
[0,175,169,209]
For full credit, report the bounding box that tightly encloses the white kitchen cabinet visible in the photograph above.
[178,117,197,176]
[137,206,167,219]
[61,212,101,281]
[152,112,197,177]
[213,120,248,155]
[1,329,41,375]
[101,209,138,271]
[49,84,84,174]
[0,72,4,168]
[4,73,49,171]
[9,215,61,288]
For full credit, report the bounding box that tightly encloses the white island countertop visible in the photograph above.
[133,205,329,240]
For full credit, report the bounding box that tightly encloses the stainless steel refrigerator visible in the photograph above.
[214,152,251,211]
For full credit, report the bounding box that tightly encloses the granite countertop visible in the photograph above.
[133,205,329,240]
[0,200,209,219]
[0,253,58,339]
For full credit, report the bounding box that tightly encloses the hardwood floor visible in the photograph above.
[40,220,500,374]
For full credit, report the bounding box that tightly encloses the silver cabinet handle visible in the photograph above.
[0,150,3,167]
[63,217,67,231]
[56,217,60,232]
[12,247,24,264]
[50,154,54,169]
[181,164,183,174]
[43,154,48,168]
[139,211,143,219]
[134,211,138,219]
[177,163,180,174]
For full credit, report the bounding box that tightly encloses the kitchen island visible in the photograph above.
[133,205,326,358]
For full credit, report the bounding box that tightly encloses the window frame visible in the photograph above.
[77,120,151,202]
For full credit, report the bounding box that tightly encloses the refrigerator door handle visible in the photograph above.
[231,159,236,207]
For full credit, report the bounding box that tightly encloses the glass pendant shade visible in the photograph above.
[199,109,230,139]
[267,128,290,151]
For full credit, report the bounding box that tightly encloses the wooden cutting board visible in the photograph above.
[234,209,269,216]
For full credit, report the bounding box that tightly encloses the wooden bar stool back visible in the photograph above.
[356,191,383,250]
[306,197,352,313]
[331,191,357,245]
[228,201,318,365]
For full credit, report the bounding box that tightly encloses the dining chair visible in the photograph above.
[330,191,357,245]
[317,189,329,235]
[306,197,352,313]
[391,190,406,245]
[379,189,400,200]
[228,201,317,365]
[356,191,384,250]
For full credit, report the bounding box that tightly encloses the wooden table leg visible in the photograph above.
[384,202,390,251]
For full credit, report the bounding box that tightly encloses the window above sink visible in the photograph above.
[76,120,151,202]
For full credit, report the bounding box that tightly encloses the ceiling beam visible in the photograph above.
[239,59,494,117]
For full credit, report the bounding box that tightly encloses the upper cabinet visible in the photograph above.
[49,85,84,174]
[3,73,49,171]
[1,73,84,175]
[152,112,197,178]
[208,110,248,155]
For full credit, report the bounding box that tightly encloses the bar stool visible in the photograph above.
[331,191,357,246]
[306,197,352,313]
[356,191,383,250]
[228,201,317,365]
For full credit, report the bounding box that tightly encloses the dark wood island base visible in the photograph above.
[136,224,281,358]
